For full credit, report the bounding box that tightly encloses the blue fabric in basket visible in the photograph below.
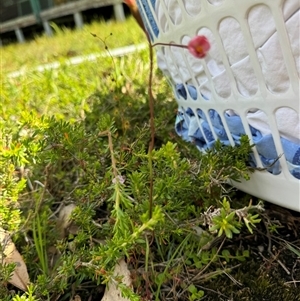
[175,84,300,179]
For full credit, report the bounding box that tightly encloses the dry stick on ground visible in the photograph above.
[177,237,226,298]
[191,237,226,281]
[262,220,291,275]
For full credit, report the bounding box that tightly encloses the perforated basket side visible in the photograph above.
[137,0,300,211]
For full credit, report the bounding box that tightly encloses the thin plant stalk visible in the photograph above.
[147,37,155,220]
[32,207,49,276]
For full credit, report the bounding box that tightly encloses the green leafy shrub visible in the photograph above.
[0,20,267,301]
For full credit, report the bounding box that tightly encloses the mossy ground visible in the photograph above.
[204,214,300,300]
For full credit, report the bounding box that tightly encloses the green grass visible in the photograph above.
[1,17,146,73]
[1,17,149,124]
[1,17,300,301]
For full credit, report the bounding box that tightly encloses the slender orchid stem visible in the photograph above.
[147,35,155,220]
[147,36,209,219]
[152,42,188,49]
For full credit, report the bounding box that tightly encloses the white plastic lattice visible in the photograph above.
[138,0,300,211]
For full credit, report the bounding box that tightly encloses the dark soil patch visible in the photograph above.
[202,203,300,301]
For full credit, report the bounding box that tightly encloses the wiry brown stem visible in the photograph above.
[152,42,188,49]
[147,34,155,219]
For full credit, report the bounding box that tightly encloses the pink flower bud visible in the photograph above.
[123,0,135,8]
[188,35,211,58]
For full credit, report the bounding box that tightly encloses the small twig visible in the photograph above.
[284,280,300,285]
[220,261,243,286]
[250,154,283,171]
[176,237,230,296]
[79,261,99,270]
[52,294,62,301]
[48,201,65,219]
[263,221,291,275]
[92,220,103,229]
[99,130,118,180]
[163,210,177,225]
[191,237,226,282]
[290,260,299,287]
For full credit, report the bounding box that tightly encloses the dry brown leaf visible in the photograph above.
[102,259,132,301]
[0,228,30,291]
[72,295,81,301]
[57,203,77,238]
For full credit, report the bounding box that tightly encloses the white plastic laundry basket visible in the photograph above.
[138,0,300,211]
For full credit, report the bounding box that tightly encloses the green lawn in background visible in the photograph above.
[1,17,146,74]
[1,17,154,123]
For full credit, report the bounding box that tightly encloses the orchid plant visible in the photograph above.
[123,0,211,59]
[151,35,211,58]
